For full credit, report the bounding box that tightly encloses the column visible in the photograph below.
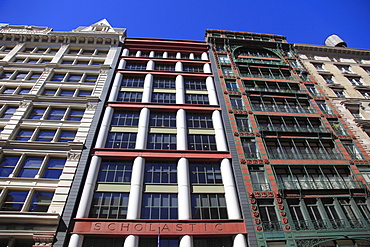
[146,60,154,70]
[220,159,242,219]
[108,73,122,102]
[149,51,155,57]
[135,51,141,57]
[126,157,145,219]
[176,52,181,59]
[68,234,84,247]
[122,48,129,57]
[176,109,187,150]
[203,63,212,73]
[206,77,218,105]
[233,234,248,247]
[201,52,208,60]
[118,59,126,69]
[135,108,149,149]
[177,158,191,219]
[2,43,24,62]
[142,73,153,103]
[175,61,183,72]
[75,156,102,218]
[189,53,195,60]
[123,235,139,247]
[176,75,185,104]
[212,110,228,151]
[163,51,168,58]
[94,107,113,148]
[179,235,193,247]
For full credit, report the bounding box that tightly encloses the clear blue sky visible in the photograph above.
[1,0,369,49]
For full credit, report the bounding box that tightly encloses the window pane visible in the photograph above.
[1,191,28,211]
[29,191,53,212]
[43,158,66,179]
[58,131,76,142]
[0,156,20,177]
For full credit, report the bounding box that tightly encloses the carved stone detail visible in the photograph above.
[68,152,81,161]
[86,102,98,111]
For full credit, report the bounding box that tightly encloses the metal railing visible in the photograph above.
[259,124,330,133]
[245,87,304,94]
[262,221,283,232]
[251,104,316,114]
[241,73,296,81]
[278,179,364,190]
[244,152,260,159]
[268,151,344,160]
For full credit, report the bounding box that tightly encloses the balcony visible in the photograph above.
[232,105,247,111]
[292,219,369,231]
[268,151,344,160]
[235,58,288,66]
[244,152,260,159]
[251,104,316,114]
[237,126,252,133]
[262,221,283,232]
[241,73,296,81]
[259,124,330,133]
[278,179,364,191]
[252,183,271,191]
[245,86,304,94]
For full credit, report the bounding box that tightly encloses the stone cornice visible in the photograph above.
[294,43,370,56]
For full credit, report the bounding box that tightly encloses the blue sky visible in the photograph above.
[1,0,369,49]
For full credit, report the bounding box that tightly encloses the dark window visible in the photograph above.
[187,113,213,128]
[16,130,34,141]
[188,135,216,151]
[0,191,28,211]
[42,158,65,179]
[125,63,146,70]
[18,157,43,178]
[83,237,124,247]
[192,194,227,219]
[0,156,20,177]
[105,133,137,149]
[139,238,179,247]
[1,107,17,118]
[97,160,132,183]
[29,192,53,212]
[149,112,176,127]
[184,78,207,90]
[153,77,175,89]
[154,64,175,71]
[145,161,177,183]
[141,194,178,219]
[117,92,142,102]
[147,134,176,150]
[183,65,203,73]
[151,93,176,104]
[193,237,232,247]
[185,94,209,105]
[90,192,129,219]
[58,131,76,142]
[121,76,145,87]
[111,111,140,126]
[190,162,222,184]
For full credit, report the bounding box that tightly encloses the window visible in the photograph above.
[97,160,132,183]
[236,115,250,132]
[121,76,144,88]
[188,134,217,151]
[306,85,320,96]
[145,161,177,183]
[333,90,346,98]
[342,140,363,160]
[154,64,175,71]
[193,237,232,247]
[117,92,142,102]
[183,65,203,73]
[362,66,370,74]
[184,78,207,90]
[43,158,65,179]
[359,91,370,99]
[230,96,244,110]
[90,192,129,219]
[28,107,85,121]
[0,190,53,212]
[321,74,334,84]
[1,106,17,118]
[153,77,175,89]
[50,73,98,83]
[15,129,76,142]
[111,111,140,126]
[348,108,363,120]
[0,71,41,81]
[316,100,333,114]
[141,194,178,219]
[221,66,234,76]
[125,63,146,70]
[190,162,222,184]
[192,194,227,219]
[250,166,269,191]
[149,112,176,127]
[105,133,137,149]
[242,138,258,159]
[147,134,176,150]
[225,79,239,91]
[336,65,352,73]
[151,93,176,104]
[347,77,363,85]
[139,238,179,247]
[185,94,209,105]
[83,237,124,247]
[61,58,104,66]
[218,54,230,63]
[258,199,281,231]
[0,156,20,177]
[187,113,213,129]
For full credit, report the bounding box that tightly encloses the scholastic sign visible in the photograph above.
[72,220,247,236]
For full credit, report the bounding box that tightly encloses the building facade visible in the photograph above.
[0,20,124,247]
[206,29,370,247]
[64,37,249,247]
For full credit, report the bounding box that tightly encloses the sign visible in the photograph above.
[72,220,247,236]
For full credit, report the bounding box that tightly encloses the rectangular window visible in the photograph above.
[43,89,57,96]
[58,131,76,142]
[29,191,54,212]
[90,192,129,219]
[154,64,175,71]
[105,133,137,149]
[117,92,142,102]
[190,162,222,184]
[193,237,232,247]
[141,194,178,219]
[153,77,175,89]
[111,111,140,126]
[0,156,20,177]
[1,107,17,118]
[0,191,53,212]
[51,73,66,82]
[184,78,207,90]
[125,63,147,70]
[192,194,227,219]
[225,79,239,91]
[147,133,176,150]
[0,71,14,80]
[222,66,234,76]
[242,138,258,159]
[230,96,244,110]
[258,199,281,231]
[187,113,213,129]
[84,75,98,83]
[151,93,176,104]
[16,129,34,141]
[28,108,45,120]
[0,191,28,211]
[218,54,230,63]
[36,130,56,142]
[183,65,203,73]
[18,157,43,178]
[321,75,334,84]
[145,161,177,183]
[42,158,66,179]
[83,237,124,247]
[188,134,217,151]
[48,109,66,120]
[139,238,179,247]
[185,94,209,105]
[97,160,132,183]
[67,74,82,83]
[121,76,145,87]
[236,115,250,132]
[68,110,85,121]
[149,112,176,127]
